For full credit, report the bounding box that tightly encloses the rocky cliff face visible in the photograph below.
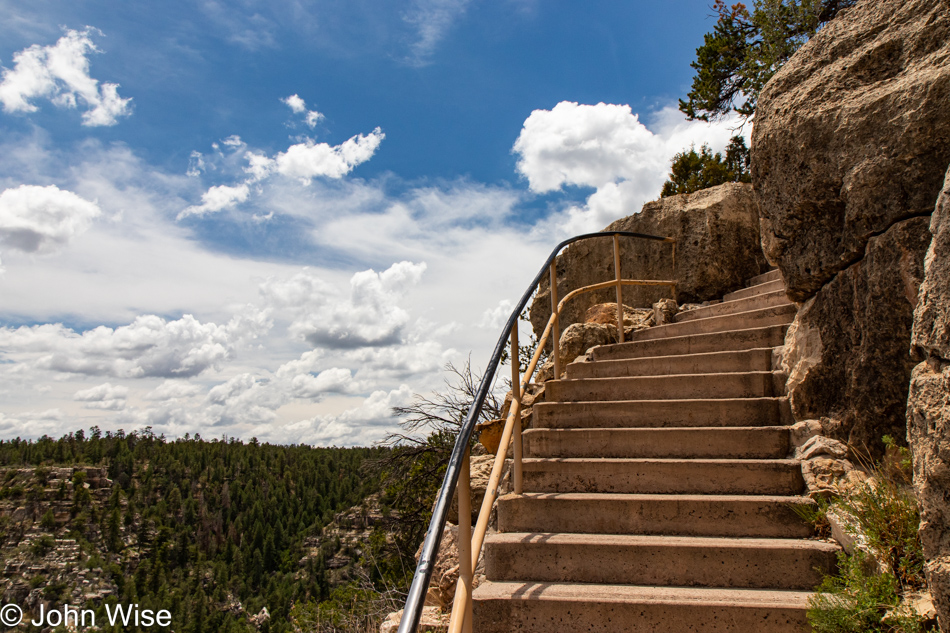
[908,168,950,632]
[752,0,950,625]
[753,0,950,302]
[781,216,930,452]
[753,0,950,455]
[529,182,767,339]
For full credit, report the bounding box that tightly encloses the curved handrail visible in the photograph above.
[396,230,674,633]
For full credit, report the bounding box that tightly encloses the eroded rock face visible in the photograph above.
[782,216,929,454]
[908,167,950,631]
[529,182,767,339]
[752,0,950,301]
[914,168,950,360]
[908,358,950,632]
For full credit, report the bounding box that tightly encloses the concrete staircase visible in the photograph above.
[471,269,837,632]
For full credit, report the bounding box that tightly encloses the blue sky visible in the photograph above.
[0,0,744,445]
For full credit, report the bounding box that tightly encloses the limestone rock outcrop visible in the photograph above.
[529,182,768,339]
[781,216,930,453]
[908,167,950,631]
[752,0,950,302]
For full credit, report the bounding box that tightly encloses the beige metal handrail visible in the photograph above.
[446,234,676,633]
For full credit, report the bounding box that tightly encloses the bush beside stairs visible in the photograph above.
[471,269,840,632]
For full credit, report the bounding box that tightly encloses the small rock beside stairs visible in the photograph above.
[472,269,838,632]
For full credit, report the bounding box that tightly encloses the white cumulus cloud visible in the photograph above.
[282,94,306,113]
[0,314,246,379]
[182,127,383,219]
[74,382,128,410]
[274,128,384,183]
[513,102,745,234]
[286,384,414,445]
[0,28,132,126]
[304,110,324,128]
[178,183,250,219]
[0,184,101,255]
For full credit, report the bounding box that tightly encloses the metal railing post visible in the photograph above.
[456,450,473,633]
[613,234,624,344]
[549,262,561,378]
[511,322,523,495]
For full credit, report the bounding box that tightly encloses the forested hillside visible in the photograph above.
[0,429,393,633]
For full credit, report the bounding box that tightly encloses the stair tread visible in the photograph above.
[487,532,838,552]
[525,425,790,433]
[593,324,789,360]
[523,457,800,465]
[567,347,775,378]
[675,290,792,323]
[473,581,815,608]
[554,369,775,382]
[748,269,783,286]
[724,278,785,301]
[508,491,812,502]
[627,304,796,342]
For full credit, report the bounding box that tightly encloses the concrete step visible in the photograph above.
[724,278,785,302]
[472,581,814,633]
[675,290,792,324]
[748,268,783,286]
[497,492,817,538]
[522,458,804,495]
[532,397,792,429]
[566,348,774,379]
[483,533,837,590]
[546,371,782,402]
[593,324,789,361]
[523,426,789,459]
[627,304,797,342]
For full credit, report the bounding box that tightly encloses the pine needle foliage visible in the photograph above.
[680,0,857,120]
[660,135,751,197]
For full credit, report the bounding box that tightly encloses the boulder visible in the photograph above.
[584,302,653,330]
[780,216,930,454]
[908,167,950,632]
[802,456,856,499]
[752,0,950,301]
[798,435,849,461]
[529,182,768,339]
[653,298,678,326]
[558,322,617,367]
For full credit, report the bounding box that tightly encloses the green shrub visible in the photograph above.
[30,535,55,557]
[808,552,919,633]
[807,436,929,632]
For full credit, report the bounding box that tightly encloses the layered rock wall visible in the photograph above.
[753,0,950,302]
[752,0,950,455]
[752,0,950,624]
[908,168,950,631]
[781,217,929,452]
[529,182,768,339]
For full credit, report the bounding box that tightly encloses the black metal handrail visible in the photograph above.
[397,230,673,633]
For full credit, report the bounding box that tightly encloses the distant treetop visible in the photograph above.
[661,135,751,197]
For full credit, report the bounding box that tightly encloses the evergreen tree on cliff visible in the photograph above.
[680,0,857,120]
[660,135,751,197]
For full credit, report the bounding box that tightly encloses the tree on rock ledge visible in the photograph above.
[680,0,856,120]
[661,135,751,197]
